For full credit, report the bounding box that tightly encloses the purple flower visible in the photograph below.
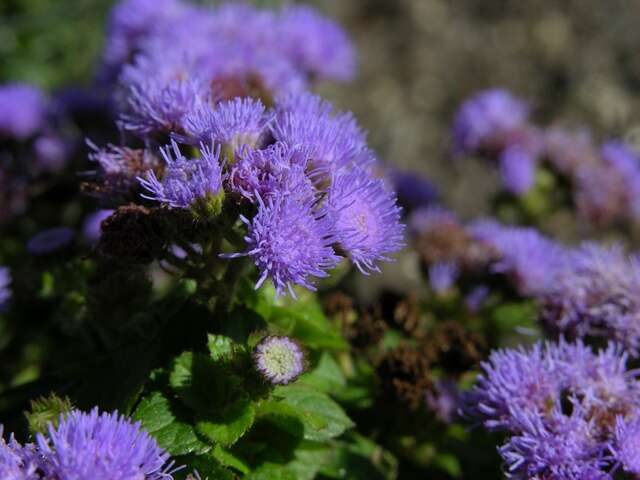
[0,84,47,140]
[276,5,356,81]
[0,427,39,480]
[272,92,370,173]
[0,267,11,312]
[27,227,75,255]
[574,163,627,226]
[254,335,305,385]
[464,285,490,313]
[229,142,315,202]
[99,0,189,83]
[612,417,640,475]
[499,145,536,195]
[36,408,173,480]
[328,167,404,273]
[452,89,530,155]
[601,140,640,218]
[34,135,68,173]
[426,380,460,424]
[468,221,565,296]
[407,206,458,237]
[182,97,271,150]
[544,128,597,176]
[540,243,640,356]
[226,195,340,298]
[139,140,223,210]
[389,169,439,211]
[429,261,459,294]
[82,210,115,244]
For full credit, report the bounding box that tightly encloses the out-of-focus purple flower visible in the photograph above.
[99,0,189,83]
[452,89,530,155]
[601,140,640,219]
[426,380,460,424]
[0,267,11,312]
[0,84,47,140]
[276,5,356,81]
[82,210,115,244]
[34,135,67,172]
[27,227,75,255]
[428,261,459,294]
[227,195,340,298]
[272,92,370,172]
[469,221,565,296]
[407,206,458,237]
[229,142,314,202]
[544,128,597,176]
[253,335,305,385]
[612,417,640,475]
[499,145,536,195]
[36,408,173,480]
[139,140,223,209]
[328,167,404,274]
[465,339,639,479]
[88,141,158,178]
[0,427,39,480]
[389,169,439,211]
[183,97,271,150]
[574,163,627,227]
[465,285,490,313]
[540,243,640,356]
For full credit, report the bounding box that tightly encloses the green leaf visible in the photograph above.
[246,463,297,480]
[207,334,236,362]
[132,392,208,456]
[196,399,256,446]
[261,386,354,442]
[298,352,346,393]
[211,445,251,474]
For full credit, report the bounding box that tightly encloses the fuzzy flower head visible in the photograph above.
[469,221,565,296]
[254,335,305,385]
[452,89,530,155]
[0,428,39,480]
[612,417,640,475]
[0,84,47,140]
[183,97,271,154]
[328,167,404,273]
[36,408,173,480]
[139,140,224,213]
[429,261,459,294]
[499,145,536,196]
[600,140,640,219]
[228,195,340,298]
[540,243,640,356]
[276,5,356,81]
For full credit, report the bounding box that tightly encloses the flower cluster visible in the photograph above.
[465,339,640,479]
[452,89,640,226]
[0,408,174,479]
[102,0,355,138]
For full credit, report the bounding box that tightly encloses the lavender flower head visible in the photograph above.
[254,335,305,385]
[0,84,47,140]
[0,427,39,480]
[0,268,11,312]
[328,167,404,274]
[469,221,565,296]
[36,408,173,480]
[228,195,340,297]
[452,89,530,155]
[390,169,439,211]
[183,97,271,152]
[82,210,115,243]
[600,140,640,219]
[612,417,640,475]
[27,227,75,255]
[140,140,223,210]
[540,243,640,356]
[276,5,356,81]
[465,339,640,479]
[429,261,459,294]
[499,145,536,196]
